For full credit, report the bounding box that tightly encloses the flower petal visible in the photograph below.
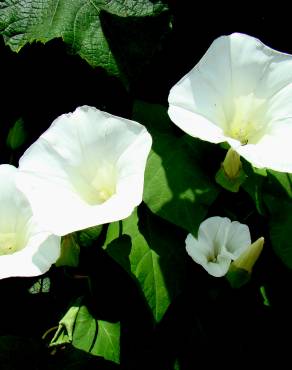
[168,33,292,171]
[0,233,60,279]
[186,216,252,277]
[224,221,251,259]
[186,233,231,277]
[236,121,292,172]
[198,216,231,254]
[17,106,152,236]
[168,34,233,142]
[0,164,61,279]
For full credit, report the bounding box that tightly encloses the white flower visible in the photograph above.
[186,216,251,277]
[0,164,61,279]
[16,106,152,236]
[168,33,292,173]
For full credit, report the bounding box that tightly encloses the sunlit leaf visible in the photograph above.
[50,297,120,363]
[0,0,168,76]
[28,277,51,294]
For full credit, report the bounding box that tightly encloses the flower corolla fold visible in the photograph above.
[16,106,152,236]
[0,164,61,279]
[168,33,292,172]
[185,216,251,277]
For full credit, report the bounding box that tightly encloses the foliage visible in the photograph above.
[1,3,292,370]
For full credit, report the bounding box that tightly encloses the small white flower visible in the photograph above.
[168,33,292,172]
[0,164,60,279]
[17,106,152,236]
[186,216,251,277]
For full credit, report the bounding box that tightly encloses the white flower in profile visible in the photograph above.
[186,216,251,277]
[16,106,152,236]
[0,164,61,279]
[168,33,292,173]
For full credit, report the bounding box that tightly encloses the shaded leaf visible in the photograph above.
[104,207,186,322]
[264,194,292,269]
[0,336,44,370]
[266,170,292,198]
[6,117,27,150]
[56,234,80,267]
[242,161,267,216]
[133,101,220,234]
[77,225,103,248]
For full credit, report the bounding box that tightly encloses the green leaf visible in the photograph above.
[51,297,120,363]
[226,267,251,289]
[6,117,27,150]
[28,276,51,294]
[215,165,247,193]
[0,336,44,369]
[266,170,292,198]
[104,207,186,322]
[56,234,80,267]
[0,0,167,76]
[174,359,181,370]
[133,101,220,234]
[242,162,267,216]
[76,225,103,248]
[264,194,292,269]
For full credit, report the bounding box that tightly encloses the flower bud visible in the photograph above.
[232,237,264,273]
[222,148,242,179]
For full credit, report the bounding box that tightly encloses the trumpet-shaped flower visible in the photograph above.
[168,33,292,172]
[16,106,152,236]
[186,216,251,277]
[0,165,60,279]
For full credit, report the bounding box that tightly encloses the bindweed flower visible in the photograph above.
[0,164,60,279]
[186,216,251,277]
[16,106,152,236]
[168,33,292,173]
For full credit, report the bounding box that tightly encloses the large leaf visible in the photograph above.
[266,170,292,198]
[264,194,292,269]
[133,101,220,234]
[0,0,167,75]
[51,297,120,364]
[104,206,186,322]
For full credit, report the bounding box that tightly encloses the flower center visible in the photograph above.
[0,232,18,255]
[74,163,117,206]
[90,169,116,204]
[225,94,267,145]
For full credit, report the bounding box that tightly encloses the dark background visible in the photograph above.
[1,2,292,369]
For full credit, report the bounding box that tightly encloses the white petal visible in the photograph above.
[17,106,152,236]
[0,165,32,231]
[186,233,231,277]
[236,120,292,172]
[204,255,232,277]
[198,216,231,254]
[185,216,252,277]
[224,221,251,259]
[0,164,61,279]
[0,233,60,279]
[186,233,213,266]
[168,33,276,140]
[168,34,233,142]
[168,33,292,171]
